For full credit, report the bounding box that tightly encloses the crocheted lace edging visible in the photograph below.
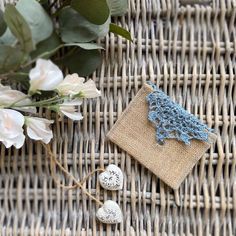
[146,83,212,145]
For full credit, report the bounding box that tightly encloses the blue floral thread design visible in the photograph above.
[146,82,211,145]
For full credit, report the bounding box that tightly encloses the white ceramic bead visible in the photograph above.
[99,164,123,190]
[96,200,123,224]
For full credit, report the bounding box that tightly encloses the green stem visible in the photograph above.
[4,93,83,110]
[20,58,38,69]
[6,96,66,109]
[17,97,61,107]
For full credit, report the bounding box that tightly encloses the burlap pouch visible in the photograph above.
[107,84,216,189]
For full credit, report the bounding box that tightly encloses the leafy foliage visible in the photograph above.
[32,42,103,62]
[59,7,110,43]
[110,23,132,41]
[71,0,110,25]
[0,45,25,73]
[31,32,61,59]
[4,4,34,53]
[0,0,131,82]
[63,48,102,76]
[16,0,53,44]
[0,10,6,36]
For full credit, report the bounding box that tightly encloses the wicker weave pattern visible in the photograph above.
[0,0,235,235]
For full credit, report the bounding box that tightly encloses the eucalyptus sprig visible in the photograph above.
[0,0,131,147]
[0,0,131,83]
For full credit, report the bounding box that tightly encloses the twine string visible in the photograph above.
[49,158,105,190]
[42,143,104,206]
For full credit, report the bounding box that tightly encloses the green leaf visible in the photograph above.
[73,43,104,50]
[109,23,132,41]
[30,42,103,61]
[31,32,61,59]
[4,4,34,53]
[71,0,110,25]
[16,0,53,44]
[38,0,49,4]
[0,10,6,36]
[0,28,18,45]
[0,45,25,73]
[59,7,110,43]
[62,49,102,76]
[107,0,128,16]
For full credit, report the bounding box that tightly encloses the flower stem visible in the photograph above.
[8,96,65,109]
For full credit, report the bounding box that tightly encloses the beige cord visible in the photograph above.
[50,158,105,190]
[42,143,104,206]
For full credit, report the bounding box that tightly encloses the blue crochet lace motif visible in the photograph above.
[146,82,211,145]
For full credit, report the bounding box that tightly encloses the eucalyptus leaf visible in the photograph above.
[0,10,6,36]
[109,23,132,41]
[59,7,110,43]
[71,0,110,25]
[31,32,61,59]
[38,0,50,8]
[0,45,25,73]
[4,4,34,53]
[39,0,49,4]
[72,43,104,50]
[107,0,128,16]
[31,42,103,61]
[0,28,19,47]
[62,49,102,76]
[16,0,53,44]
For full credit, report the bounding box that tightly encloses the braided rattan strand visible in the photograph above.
[0,0,236,235]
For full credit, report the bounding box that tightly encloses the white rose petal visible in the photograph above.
[0,109,25,149]
[0,84,36,113]
[56,73,101,98]
[29,58,63,92]
[26,117,54,144]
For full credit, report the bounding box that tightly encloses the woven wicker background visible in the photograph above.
[0,0,236,235]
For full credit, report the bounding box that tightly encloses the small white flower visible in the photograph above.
[56,73,101,98]
[0,85,36,113]
[80,78,101,98]
[59,99,83,121]
[0,109,25,149]
[29,59,63,92]
[56,73,84,96]
[25,117,54,144]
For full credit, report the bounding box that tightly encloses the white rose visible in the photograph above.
[56,73,101,98]
[0,109,25,149]
[0,85,36,113]
[29,59,63,92]
[59,99,83,121]
[25,117,54,144]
